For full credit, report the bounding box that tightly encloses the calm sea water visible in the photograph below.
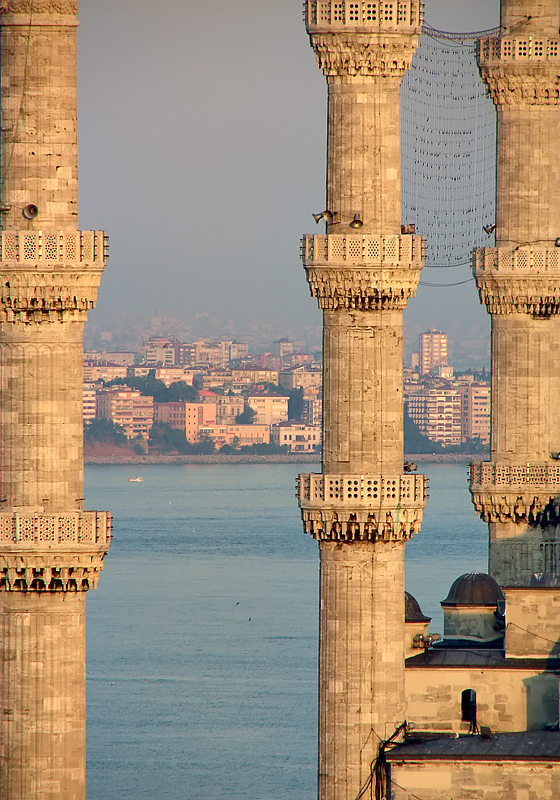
[85,462,488,800]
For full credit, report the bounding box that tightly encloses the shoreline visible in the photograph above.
[84,452,485,466]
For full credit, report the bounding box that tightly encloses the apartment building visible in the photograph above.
[184,401,217,442]
[279,365,322,392]
[419,329,448,375]
[83,382,98,423]
[406,386,462,446]
[97,386,154,439]
[246,392,289,426]
[302,394,322,426]
[271,421,321,452]
[216,395,244,424]
[154,402,187,430]
[83,364,128,382]
[200,424,270,449]
[458,378,491,444]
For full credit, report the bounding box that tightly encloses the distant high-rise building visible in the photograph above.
[419,328,448,374]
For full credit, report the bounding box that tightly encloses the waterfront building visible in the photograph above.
[200,423,270,449]
[0,3,111,796]
[97,387,153,439]
[184,401,217,442]
[271,421,320,452]
[406,386,462,446]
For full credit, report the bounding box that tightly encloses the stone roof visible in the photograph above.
[405,648,560,670]
[405,591,431,623]
[387,731,560,761]
[441,572,504,607]
[504,573,560,589]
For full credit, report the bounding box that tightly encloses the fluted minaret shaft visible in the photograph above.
[471,0,560,584]
[298,3,426,799]
[0,4,110,799]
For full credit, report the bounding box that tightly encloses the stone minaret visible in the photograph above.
[298,3,427,798]
[0,3,110,798]
[470,0,560,585]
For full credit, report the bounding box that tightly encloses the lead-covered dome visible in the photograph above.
[405,591,431,622]
[441,572,504,607]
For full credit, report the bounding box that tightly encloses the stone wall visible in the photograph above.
[405,666,559,733]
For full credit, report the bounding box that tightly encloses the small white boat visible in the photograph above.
[129,476,143,483]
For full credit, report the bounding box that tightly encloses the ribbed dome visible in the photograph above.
[405,591,431,622]
[441,572,504,607]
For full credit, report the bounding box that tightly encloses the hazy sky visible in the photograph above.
[77,0,500,357]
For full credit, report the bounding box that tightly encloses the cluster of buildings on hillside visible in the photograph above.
[84,329,490,451]
[405,329,490,447]
[84,336,322,452]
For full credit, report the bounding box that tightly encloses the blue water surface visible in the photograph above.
[85,461,487,800]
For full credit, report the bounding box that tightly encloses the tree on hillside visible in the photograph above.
[105,374,197,403]
[404,409,444,454]
[84,418,128,447]
[235,405,256,424]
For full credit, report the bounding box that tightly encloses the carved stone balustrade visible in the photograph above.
[473,246,560,315]
[0,230,107,322]
[302,233,424,309]
[0,511,111,591]
[298,472,427,541]
[304,1,422,77]
[470,461,560,525]
[478,35,560,105]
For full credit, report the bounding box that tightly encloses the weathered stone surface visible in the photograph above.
[299,6,423,799]
[0,4,109,796]
[472,0,560,587]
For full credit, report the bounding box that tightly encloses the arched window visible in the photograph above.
[461,688,478,733]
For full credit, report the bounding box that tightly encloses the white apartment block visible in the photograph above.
[406,386,462,446]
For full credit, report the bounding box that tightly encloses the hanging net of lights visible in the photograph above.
[401,25,500,272]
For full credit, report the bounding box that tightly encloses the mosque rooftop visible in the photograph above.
[387,731,560,762]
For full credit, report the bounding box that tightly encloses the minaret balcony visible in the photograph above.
[302,233,424,310]
[297,471,427,541]
[473,247,560,315]
[0,510,111,592]
[478,36,560,66]
[470,461,560,525]
[0,230,107,266]
[304,0,423,34]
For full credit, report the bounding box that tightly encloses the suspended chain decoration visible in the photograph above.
[402,25,500,284]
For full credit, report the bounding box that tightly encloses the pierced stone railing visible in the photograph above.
[304,0,423,32]
[0,230,107,264]
[473,247,560,275]
[469,462,560,526]
[469,462,560,489]
[298,472,427,505]
[478,36,560,64]
[0,510,111,546]
[302,233,424,267]
[298,472,427,541]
